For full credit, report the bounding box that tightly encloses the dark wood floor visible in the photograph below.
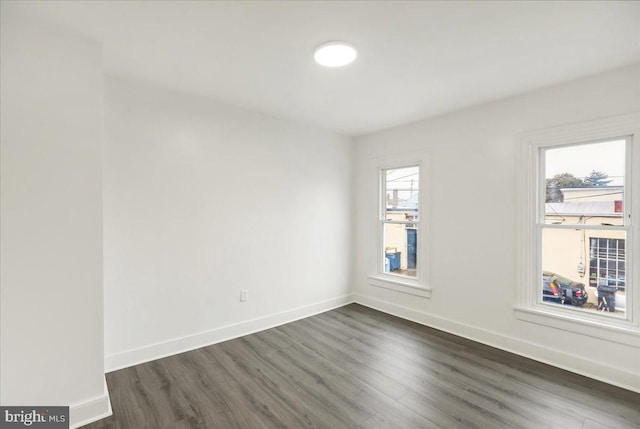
[85,304,640,429]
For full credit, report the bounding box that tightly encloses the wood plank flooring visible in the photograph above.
[85,304,640,429]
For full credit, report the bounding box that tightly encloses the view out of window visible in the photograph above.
[540,138,628,317]
[381,166,419,278]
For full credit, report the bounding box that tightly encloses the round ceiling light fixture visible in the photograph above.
[314,41,357,67]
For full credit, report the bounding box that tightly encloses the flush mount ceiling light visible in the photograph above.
[314,41,357,67]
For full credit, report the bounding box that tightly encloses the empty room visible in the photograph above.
[1,1,639,428]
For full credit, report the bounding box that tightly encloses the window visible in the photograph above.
[368,155,429,298]
[517,113,639,342]
[381,166,419,278]
[589,238,625,291]
[539,138,628,318]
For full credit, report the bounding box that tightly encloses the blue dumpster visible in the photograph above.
[385,251,401,271]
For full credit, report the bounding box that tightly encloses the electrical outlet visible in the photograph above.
[240,290,248,302]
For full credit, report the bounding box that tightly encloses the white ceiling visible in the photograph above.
[10,1,640,136]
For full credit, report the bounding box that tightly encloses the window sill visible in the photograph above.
[514,306,640,348]
[368,275,431,298]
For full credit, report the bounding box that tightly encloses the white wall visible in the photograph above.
[353,64,640,391]
[103,76,353,369]
[0,5,109,426]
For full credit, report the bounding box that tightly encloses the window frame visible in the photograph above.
[380,165,420,279]
[589,237,626,291]
[368,153,430,298]
[516,113,640,347]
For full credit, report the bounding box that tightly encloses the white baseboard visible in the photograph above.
[70,377,112,428]
[353,293,640,394]
[106,294,355,372]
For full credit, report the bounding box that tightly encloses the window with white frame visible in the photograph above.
[381,166,420,279]
[539,138,628,317]
[518,113,639,341]
[368,157,429,298]
[589,237,625,291]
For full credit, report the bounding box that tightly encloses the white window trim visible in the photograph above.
[368,151,431,298]
[516,112,640,347]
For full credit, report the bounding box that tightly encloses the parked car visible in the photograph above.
[542,272,564,305]
[543,271,588,306]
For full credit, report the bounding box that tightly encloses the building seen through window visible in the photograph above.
[541,139,627,316]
